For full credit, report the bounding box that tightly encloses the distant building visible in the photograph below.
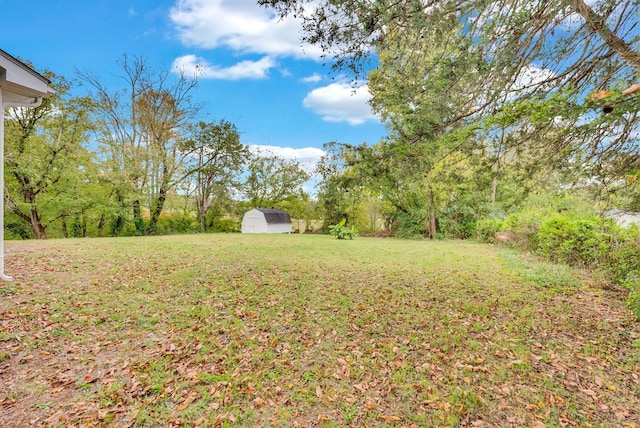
[241,209,292,234]
[603,210,640,228]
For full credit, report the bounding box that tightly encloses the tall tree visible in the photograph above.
[4,74,94,239]
[315,142,367,229]
[243,149,310,208]
[79,55,199,235]
[260,0,640,192]
[180,120,247,232]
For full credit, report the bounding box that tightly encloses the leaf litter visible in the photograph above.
[0,235,638,427]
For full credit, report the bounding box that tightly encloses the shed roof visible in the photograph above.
[257,208,291,224]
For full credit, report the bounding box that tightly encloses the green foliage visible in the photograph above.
[244,149,310,209]
[329,219,359,240]
[394,210,428,239]
[438,195,488,239]
[535,215,613,265]
[211,218,240,233]
[475,219,506,242]
[151,213,199,235]
[4,219,34,240]
[500,194,596,246]
[480,194,640,318]
[625,271,640,321]
[182,120,247,232]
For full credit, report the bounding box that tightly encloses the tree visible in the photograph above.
[79,55,199,235]
[4,73,95,239]
[243,149,310,208]
[315,142,367,230]
[261,0,640,196]
[180,120,247,232]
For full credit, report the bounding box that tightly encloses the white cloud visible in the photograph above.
[169,0,323,59]
[301,73,323,84]
[248,144,326,174]
[511,64,556,91]
[498,64,557,102]
[172,54,276,80]
[303,82,378,125]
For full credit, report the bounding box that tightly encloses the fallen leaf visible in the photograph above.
[176,393,199,411]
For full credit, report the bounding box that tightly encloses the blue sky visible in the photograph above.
[1,0,388,175]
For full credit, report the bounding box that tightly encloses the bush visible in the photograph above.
[477,194,640,319]
[475,218,506,242]
[153,213,199,235]
[624,271,640,321]
[438,198,487,239]
[535,215,613,266]
[329,219,359,240]
[211,218,240,233]
[394,210,428,239]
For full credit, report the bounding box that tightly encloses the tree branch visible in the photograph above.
[569,0,640,70]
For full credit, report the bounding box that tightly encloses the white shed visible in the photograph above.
[242,209,292,234]
[1,49,55,280]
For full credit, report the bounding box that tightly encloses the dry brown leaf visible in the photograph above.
[588,90,612,101]
[622,83,640,96]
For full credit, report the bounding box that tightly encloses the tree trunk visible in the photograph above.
[428,210,437,239]
[97,213,106,237]
[61,217,69,238]
[148,186,167,234]
[491,175,498,205]
[30,208,47,239]
[133,199,145,235]
[197,197,207,233]
[427,186,437,240]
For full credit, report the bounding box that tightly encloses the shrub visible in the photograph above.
[153,213,199,235]
[535,215,613,266]
[329,219,359,240]
[475,218,506,242]
[211,218,240,233]
[478,193,640,319]
[394,210,428,239]
[438,198,487,239]
[624,271,640,321]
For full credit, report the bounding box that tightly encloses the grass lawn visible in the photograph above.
[0,234,638,427]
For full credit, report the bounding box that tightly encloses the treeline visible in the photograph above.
[4,56,313,239]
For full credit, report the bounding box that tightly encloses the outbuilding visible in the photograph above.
[242,208,292,234]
